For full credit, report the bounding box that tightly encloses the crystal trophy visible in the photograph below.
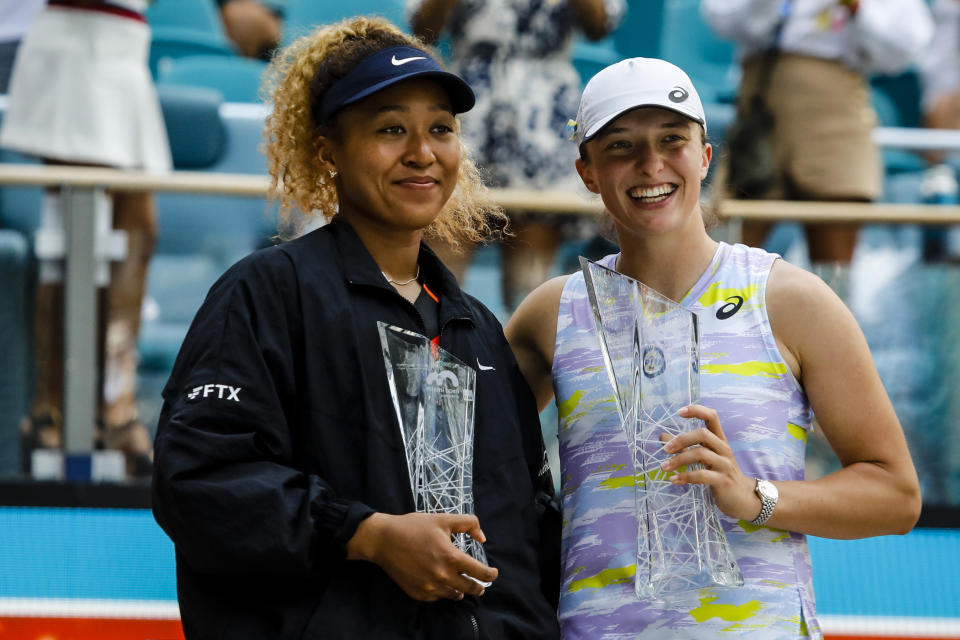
[579,258,743,600]
[377,322,490,584]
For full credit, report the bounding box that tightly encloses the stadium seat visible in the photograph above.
[871,81,926,175]
[611,0,663,60]
[149,25,236,79]
[571,36,621,85]
[259,0,288,15]
[871,71,923,130]
[139,87,277,399]
[702,100,736,152]
[0,229,29,475]
[658,0,738,104]
[146,0,225,35]
[281,0,407,47]
[0,88,277,430]
[156,55,269,104]
[157,84,227,169]
[0,148,41,237]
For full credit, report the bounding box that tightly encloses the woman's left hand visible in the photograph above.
[658,404,760,522]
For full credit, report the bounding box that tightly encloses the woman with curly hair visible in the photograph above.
[151,16,561,639]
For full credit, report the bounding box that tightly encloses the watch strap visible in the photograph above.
[750,479,777,526]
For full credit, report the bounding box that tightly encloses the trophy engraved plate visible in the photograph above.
[580,258,743,600]
[377,322,489,578]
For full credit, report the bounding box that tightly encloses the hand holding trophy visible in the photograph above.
[580,258,743,601]
[378,322,492,587]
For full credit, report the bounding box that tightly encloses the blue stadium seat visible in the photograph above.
[0,148,41,237]
[149,25,235,78]
[140,87,277,389]
[156,55,268,103]
[871,71,923,130]
[158,84,227,169]
[871,81,926,175]
[260,0,287,14]
[571,36,621,86]
[611,0,664,60]
[702,100,736,152]
[281,0,407,47]
[0,88,277,430]
[151,86,273,258]
[0,229,29,475]
[658,0,738,104]
[146,0,225,35]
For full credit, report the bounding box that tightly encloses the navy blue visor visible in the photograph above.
[315,46,476,124]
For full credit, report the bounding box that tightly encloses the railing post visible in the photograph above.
[61,186,104,455]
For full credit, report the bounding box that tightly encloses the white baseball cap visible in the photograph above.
[571,57,706,145]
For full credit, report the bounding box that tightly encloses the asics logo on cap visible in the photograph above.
[668,86,689,103]
[391,54,426,66]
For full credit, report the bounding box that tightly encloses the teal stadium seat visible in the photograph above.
[0,87,277,431]
[138,86,278,427]
[0,229,29,475]
[149,26,236,79]
[871,71,926,175]
[156,55,269,103]
[571,35,621,86]
[146,0,225,34]
[141,86,276,377]
[259,0,288,14]
[281,0,407,46]
[658,0,737,105]
[655,0,738,151]
[612,0,664,60]
[146,0,234,79]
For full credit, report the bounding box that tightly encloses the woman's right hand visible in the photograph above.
[347,512,498,601]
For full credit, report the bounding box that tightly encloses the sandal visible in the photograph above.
[20,411,62,475]
[97,419,154,479]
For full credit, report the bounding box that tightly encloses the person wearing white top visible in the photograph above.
[0,0,170,477]
[702,0,933,266]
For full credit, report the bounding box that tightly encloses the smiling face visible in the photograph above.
[317,78,461,239]
[575,107,712,239]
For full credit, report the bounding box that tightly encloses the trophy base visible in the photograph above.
[463,574,494,588]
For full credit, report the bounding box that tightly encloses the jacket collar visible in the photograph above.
[324,217,476,322]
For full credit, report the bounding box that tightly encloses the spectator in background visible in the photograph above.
[919,0,960,261]
[410,0,624,310]
[702,0,932,284]
[0,0,170,477]
[218,0,281,60]
[0,0,45,93]
[921,0,960,143]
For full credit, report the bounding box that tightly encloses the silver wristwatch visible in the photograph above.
[750,479,779,526]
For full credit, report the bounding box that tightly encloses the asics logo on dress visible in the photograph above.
[391,55,426,66]
[715,295,744,320]
[187,383,241,402]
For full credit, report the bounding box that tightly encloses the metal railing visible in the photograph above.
[3,161,960,459]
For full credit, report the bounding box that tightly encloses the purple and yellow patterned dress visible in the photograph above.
[553,243,820,639]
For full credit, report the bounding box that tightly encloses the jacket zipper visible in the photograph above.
[469,613,480,640]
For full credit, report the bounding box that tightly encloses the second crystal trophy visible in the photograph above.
[580,258,742,600]
[377,322,490,583]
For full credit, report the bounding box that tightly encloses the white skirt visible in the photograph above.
[0,7,171,171]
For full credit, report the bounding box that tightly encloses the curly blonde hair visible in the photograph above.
[262,16,505,246]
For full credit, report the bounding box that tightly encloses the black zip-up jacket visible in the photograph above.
[152,219,561,639]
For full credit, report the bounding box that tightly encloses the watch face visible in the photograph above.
[758,480,778,500]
